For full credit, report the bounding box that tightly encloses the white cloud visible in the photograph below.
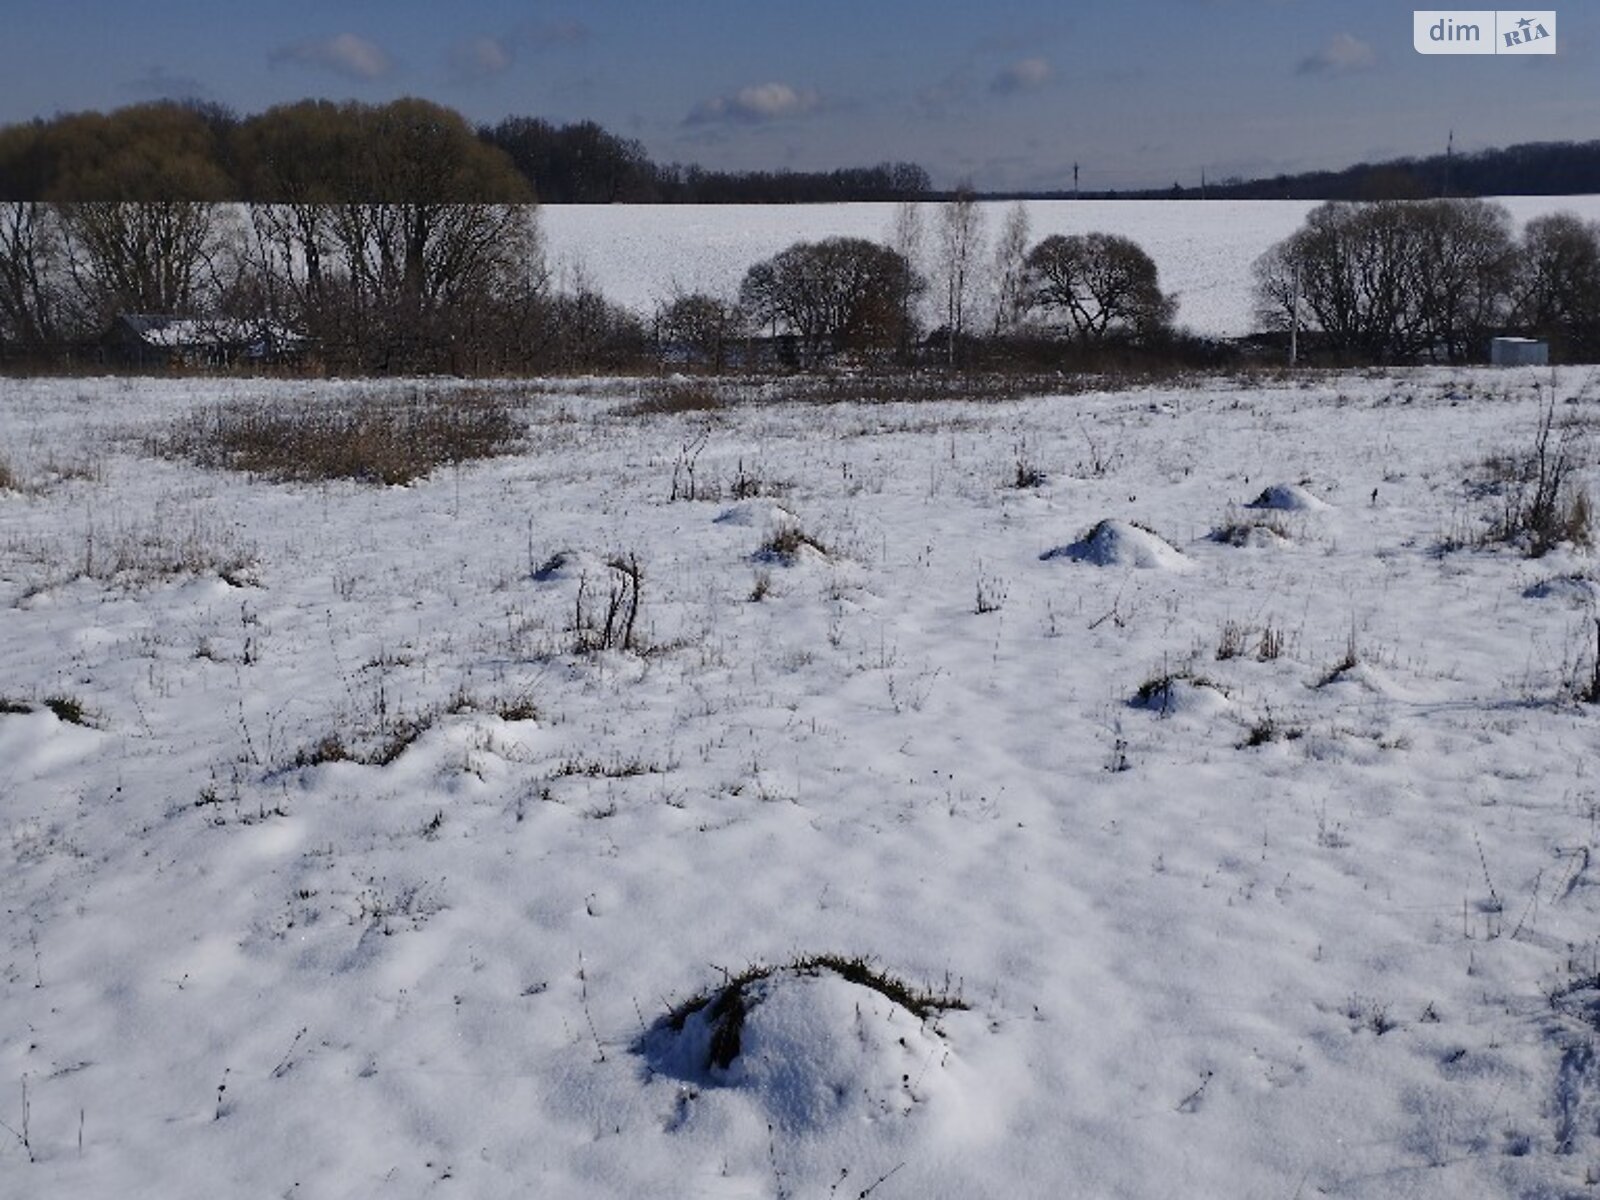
[686,83,822,126]
[991,57,1052,95]
[270,34,393,82]
[1297,33,1377,75]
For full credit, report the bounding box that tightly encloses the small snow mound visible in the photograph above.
[641,961,964,1132]
[1246,483,1329,512]
[531,548,610,582]
[1130,675,1231,717]
[714,501,795,528]
[1319,660,1412,699]
[1212,523,1287,549]
[1524,573,1600,607]
[1042,519,1190,572]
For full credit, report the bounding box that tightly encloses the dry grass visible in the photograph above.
[618,381,727,418]
[1478,402,1595,557]
[757,523,828,563]
[155,387,523,486]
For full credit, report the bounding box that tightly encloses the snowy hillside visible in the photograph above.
[2,368,1599,1197]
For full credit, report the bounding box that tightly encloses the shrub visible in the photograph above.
[158,387,522,485]
[572,554,644,653]
[1483,400,1594,556]
[622,381,725,418]
[757,523,827,563]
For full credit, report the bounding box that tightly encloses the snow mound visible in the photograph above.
[530,548,612,582]
[1130,674,1232,717]
[714,501,796,528]
[1318,659,1414,699]
[1524,573,1600,607]
[1042,519,1191,571]
[641,961,962,1132]
[1219,525,1287,549]
[1245,483,1330,512]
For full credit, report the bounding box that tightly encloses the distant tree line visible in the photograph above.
[1135,140,1600,202]
[0,100,930,206]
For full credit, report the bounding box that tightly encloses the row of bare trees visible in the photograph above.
[711,194,1175,368]
[1255,199,1600,363]
[0,99,656,372]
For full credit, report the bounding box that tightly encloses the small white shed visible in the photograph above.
[1490,337,1549,366]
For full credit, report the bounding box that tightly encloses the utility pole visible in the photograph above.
[1289,258,1301,367]
[1444,129,1454,197]
[1073,162,1079,199]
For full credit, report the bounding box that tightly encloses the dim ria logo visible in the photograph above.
[1414,11,1556,54]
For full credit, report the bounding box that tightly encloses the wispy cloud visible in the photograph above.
[685,83,823,126]
[448,22,589,82]
[991,57,1052,95]
[450,36,514,80]
[519,19,590,51]
[1296,33,1376,76]
[270,33,393,82]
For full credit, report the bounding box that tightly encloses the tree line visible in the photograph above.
[4,116,1597,374]
[1255,199,1600,363]
[0,99,930,206]
[1168,141,1600,202]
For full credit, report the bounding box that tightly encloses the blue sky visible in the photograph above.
[1,1,1593,190]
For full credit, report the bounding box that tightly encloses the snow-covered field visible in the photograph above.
[542,197,1600,338]
[2,367,1600,1197]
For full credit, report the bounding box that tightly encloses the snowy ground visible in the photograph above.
[541,197,1600,338]
[2,367,1599,1198]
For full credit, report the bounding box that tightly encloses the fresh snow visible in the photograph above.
[2,367,1599,1197]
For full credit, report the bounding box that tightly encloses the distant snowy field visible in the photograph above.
[2,367,1600,1197]
[542,197,1600,337]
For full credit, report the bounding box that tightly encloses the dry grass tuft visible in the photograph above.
[155,387,523,486]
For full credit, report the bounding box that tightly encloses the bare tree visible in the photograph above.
[887,200,925,360]
[0,202,68,351]
[1255,199,1514,364]
[1513,211,1600,359]
[57,200,235,323]
[655,289,745,372]
[991,201,1031,337]
[1410,198,1513,362]
[936,184,985,364]
[739,236,921,366]
[1024,232,1174,343]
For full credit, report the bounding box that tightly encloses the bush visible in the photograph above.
[159,387,522,485]
[1483,400,1594,556]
